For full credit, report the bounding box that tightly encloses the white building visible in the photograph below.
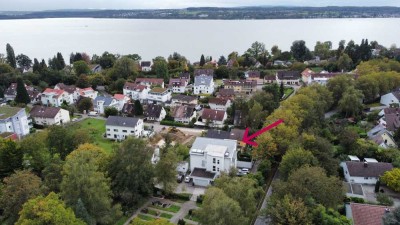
[171,105,196,124]
[29,106,70,126]
[341,160,393,184]
[113,94,130,111]
[201,108,227,128]
[194,75,214,95]
[93,96,119,114]
[144,104,166,122]
[208,98,231,111]
[189,137,237,186]
[276,71,301,85]
[123,82,149,103]
[105,116,144,141]
[41,88,73,107]
[78,87,98,100]
[140,61,152,72]
[0,106,30,138]
[169,78,189,93]
[380,91,400,107]
[147,88,171,104]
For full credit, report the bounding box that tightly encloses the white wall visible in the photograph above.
[106,120,143,140]
[381,93,399,106]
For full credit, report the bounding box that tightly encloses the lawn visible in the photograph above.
[365,102,383,108]
[160,213,173,219]
[114,216,128,225]
[149,204,181,213]
[282,87,294,99]
[69,118,117,153]
[137,214,155,221]
[185,210,200,222]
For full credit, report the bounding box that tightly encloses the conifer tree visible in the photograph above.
[15,77,31,104]
[6,43,16,68]
[200,54,205,66]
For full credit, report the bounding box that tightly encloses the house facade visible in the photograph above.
[201,108,227,128]
[341,160,393,184]
[30,106,70,126]
[4,83,41,103]
[380,91,400,107]
[170,95,198,107]
[123,82,149,103]
[105,116,144,141]
[169,78,189,93]
[147,88,171,104]
[276,71,301,85]
[144,104,166,122]
[135,78,164,88]
[41,88,73,107]
[208,98,231,111]
[0,106,30,138]
[93,96,119,114]
[217,88,235,100]
[189,137,237,186]
[113,94,130,111]
[140,61,152,72]
[194,75,214,95]
[223,80,257,95]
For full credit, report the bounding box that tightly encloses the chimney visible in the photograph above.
[364,161,368,168]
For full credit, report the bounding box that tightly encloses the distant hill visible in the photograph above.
[1,6,400,20]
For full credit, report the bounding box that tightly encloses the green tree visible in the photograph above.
[42,154,64,193]
[15,77,31,104]
[104,107,118,117]
[77,97,93,113]
[153,57,169,82]
[200,54,205,66]
[338,86,364,117]
[383,206,400,225]
[112,57,138,80]
[337,53,353,72]
[76,74,90,88]
[247,41,267,59]
[0,138,23,178]
[16,54,32,71]
[356,75,379,103]
[0,63,13,74]
[267,194,312,225]
[6,43,16,68]
[0,170,42,224]
[290,40,312,62]
[312,204,352,225]
[154,148,178,194]
[280,82,284,98]
[381,168,400,192]
[197,187,248,225]
[108,137,154,207]
[327,75,355,105]
[217,56,227,65]
[134,99,143,116]
[20,131,50,173]
[61,144,121,224]
[98,52,116,69]
[377,193,394,206]
[393,127,400,147]
[16,192,85,225]
[279,148,318,180]
[271,45,281,58]
[314,41,332,59]
[73,60,90,75]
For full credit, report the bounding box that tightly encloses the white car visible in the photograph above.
[184,176,191,183]
[241,168,249,174]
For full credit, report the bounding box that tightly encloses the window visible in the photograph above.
[213,166,216,172]
[114,129,118,132]
[122,130,127,133]
[131,131,134,133]
[217,168,220,172]
[213,158,216,163]
[107,129,110,131]
[217,160,220,164]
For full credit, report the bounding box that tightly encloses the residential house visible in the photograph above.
[347,203,393,225]
[246,71,261,83]
[147,87,172,104]
[208,98,231,111]
[0,106,30,138]
[382,107,400,131]
[264,75,276,84]
[140,61,152,72]
[170,95,198,107]
[171,105,196,124]
[113,94,130,111]
[169,78,189,93]
[223,80,257,95]
[177,161,189,175]
[309,72,345,86]
[121,102,135,117]
[369,130,397,149]
[78,87,98,100]
[179,72,191,81]
[144,104,166,122]
[41,88,73,107]
[276,71,301,85]
[30,105,70,126]
[189,137,237,186]
[206,129,246,148]
[380,90,400,107]
[341,160,393,184]
[217,88,235,100]
[123,82,149,103]
[54,83,78,101]
[194,69,214,77]
[93,96,119,114]
[105,116,144,141]
[4,83,41,103]
[301,68,315,84]
[273,60,291,67]
[90,64,102,73]
[194,75,214,95]
[201,108,227,128]
[135,78,164,88]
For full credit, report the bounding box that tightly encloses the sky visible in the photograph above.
[0,0,400,11]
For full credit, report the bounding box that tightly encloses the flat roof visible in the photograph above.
[190,168,217,179]
[0,106,23,120]
[205,145,227,157]
[348,155,360,161]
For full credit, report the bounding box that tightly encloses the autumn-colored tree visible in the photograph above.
[381,168,400,192]
[267,194,312,225]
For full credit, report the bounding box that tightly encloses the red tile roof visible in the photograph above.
[208,97,229,106]
[123,82,147,91]
[169,78,188,87]
[350,203,393,225]
[43,88,65,98]
[202,108,226,122]
[113,94,126,101]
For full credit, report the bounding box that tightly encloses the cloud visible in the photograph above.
[0,0,399,11]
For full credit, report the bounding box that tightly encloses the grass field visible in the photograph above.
[69,118,117,153]
[137,214,155,221]
[149,204,181,213]
[160,213,173,219]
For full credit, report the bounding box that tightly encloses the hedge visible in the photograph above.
[160,120,193,128]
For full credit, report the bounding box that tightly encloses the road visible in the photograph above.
[144,122,206,136]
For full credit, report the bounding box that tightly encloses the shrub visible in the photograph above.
[377,193,394,206]
[196,195,203,204]
[178,219,186,225]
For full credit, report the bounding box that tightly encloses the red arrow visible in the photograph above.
[242,119,284,147]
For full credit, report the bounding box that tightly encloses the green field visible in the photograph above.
[137,214,155,221]
[69,118,117,153]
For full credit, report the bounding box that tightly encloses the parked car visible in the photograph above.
[88,111,98,116]
[184,176,191,183]
[241,168,249,174]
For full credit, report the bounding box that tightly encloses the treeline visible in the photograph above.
[0,125,190,224]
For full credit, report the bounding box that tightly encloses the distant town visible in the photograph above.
[1,38,400,225]
[1,6,400,20]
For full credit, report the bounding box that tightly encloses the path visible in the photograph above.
[170,201,198,224]
[254,170,279,225]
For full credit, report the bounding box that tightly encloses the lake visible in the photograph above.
[0,18,399,62]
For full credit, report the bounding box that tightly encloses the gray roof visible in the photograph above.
[93,96,114,106]
[194,75,213,86]
[345,161,393,177]
[106,116,141,128]
[191,137,237,158]
[30,106,60,118]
